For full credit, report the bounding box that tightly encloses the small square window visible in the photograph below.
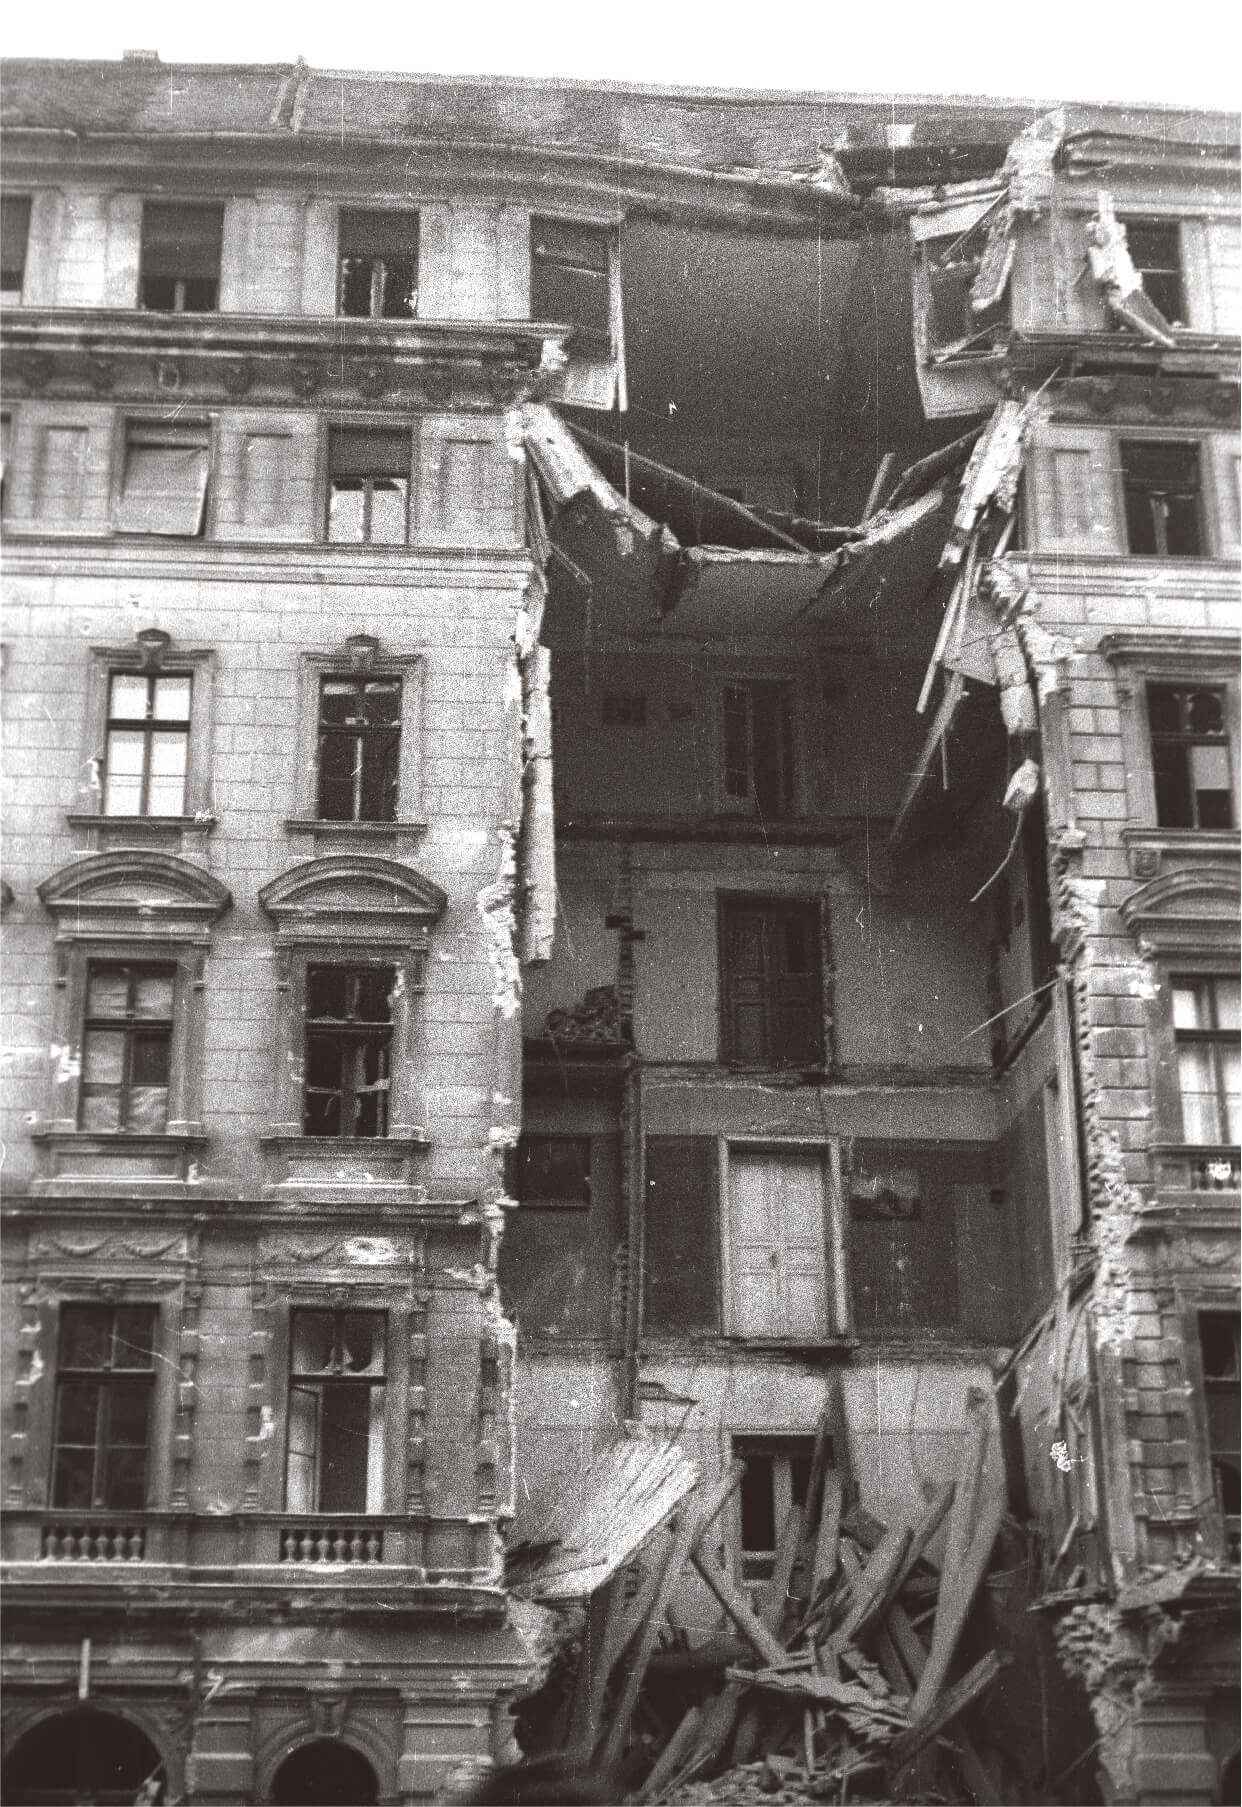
[1172,975,1240,1145]
[286,1308,387,1514]
[531,218,613,345]
[139,202,223,313]
[1146,683,1233,830]
[514,1135,592,1207]
[52,1304,157,1511]
[303,965,395,1138]
[79,962,175,1134]
[1121,441,1204,558]
[1,194,31,301]
[327,428,410,545]
[117,420,210,537]
[337,209,418,319]
[1121,220,1184,326]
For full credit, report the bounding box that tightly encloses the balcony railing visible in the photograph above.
[278,1523,384,1564]
[41,1522,147,1561]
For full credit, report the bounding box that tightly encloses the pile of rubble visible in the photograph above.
[511,1389,1013,1804]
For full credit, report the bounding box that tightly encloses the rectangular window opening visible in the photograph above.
[1172,975,1241,1146]
[79,962,175,1133]
[722,681,795,819]
[530,217,612,346]
[1147,683,1233,830]
[1121,441,1204,558]
[315,673,401,821]
[52,1304,156,1511]
[1120,219,1184,325]
[303,965,395,1139]
[326,427,411,545]
[1199,1312,1240,1549]
[102,671,192,817]
[139,202,223,313]
[720,898,823,1068]
[1,194,32,299]
[286,1308,387,1514]
[337,208,418,319]
[923,230,1006,350]
[514,1135,591,1207]
[117,420,210,537]
[733,1436,817,1584]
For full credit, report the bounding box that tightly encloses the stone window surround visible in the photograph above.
[67,628,217,842]
[284,635,426,843]
[33,850,232,1193]
[1101,631,1241,867]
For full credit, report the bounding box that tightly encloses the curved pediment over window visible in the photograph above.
[38,850,232,941]
[259,855,447,948]
[1121,864,1240,952]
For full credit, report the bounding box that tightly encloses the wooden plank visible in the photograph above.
[890,1649,1005,1767]
[940,1389,991,1589]
[690,1550,788,1669]
[759,1502,805,1635]
[613,1464,741,1660]
[632,1706,702,1805]
[685,1680,746,1777]
[835,1525,912,1646]
[909,1492,1005,1721]
[886,1602,929,1681]
[564,1575,619,1757]
[810,1470,843,1596]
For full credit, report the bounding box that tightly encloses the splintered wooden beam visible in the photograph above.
[760,1503,805,1636]
[834,1525,912,1647]
[633,1705,702,1805]
[690,1551,787,1669]
[811,1470,843,1597]
[910,1491,1006,1721]
[890,1649,1005,1768]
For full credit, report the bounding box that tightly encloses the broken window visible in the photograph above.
[337,208,418,319]
[1120,441,1204,558]
[1,193,31,300]
[1120,219,1184,326]
[530,217,613,346]
[79,963,174,1133]
[303,965,394,1138]
[719,898,823,1067]
[116,420,210,537]
[514,1135,591,1207]
[1172,976,1241,1145]
[285,1309,386,1514]
[1198,1312,1241,1551]
[326,427,410,544]
[139,202,223,312]
[1147,683,1233,830]
[734,1436,815,1585]
[316,674,401,822]
[722,681,795,818]
[923,230,1006,351]
[52,1304,156,1510]
[102,671,191,816]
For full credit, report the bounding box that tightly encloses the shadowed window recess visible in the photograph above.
[719,897,823,1067]
[326,426,411,544]
[1121,219,1185,324]
[117,420,210,536]
[1199,1312,1241,1554]
[285,1309,386,1515]
[52,1304,156,1510]
[316,674,402,821]
[722,680,795,818]
[139,201,223,312]
[1121,440,1204,557]
[102,671,191,816]
[303,965,395,1137]
[1,192,31,300]
[733,1435,815,1585]
[530,217,613,346]
[513,1135,592,1207]
[337,208,418,319]
[1147,683,1233,829]
[78,963,174,1133]
[1172,976,1241,1145]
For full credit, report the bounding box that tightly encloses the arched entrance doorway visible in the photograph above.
[271,1739,379,1806]
[2,1709,166,1804]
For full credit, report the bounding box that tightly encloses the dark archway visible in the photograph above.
[271,1739,379,1806]
[2,1709,165,1804]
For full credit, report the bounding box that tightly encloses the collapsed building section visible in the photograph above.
[0,59,1237,1807]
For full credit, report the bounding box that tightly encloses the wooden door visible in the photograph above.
[727,1151,827,1338]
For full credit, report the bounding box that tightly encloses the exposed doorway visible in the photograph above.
[270,1739,380,1806]
[2,1708,166,1804]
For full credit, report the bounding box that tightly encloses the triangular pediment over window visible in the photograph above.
[39,850,232,940]
[1121,864,1240,952]
[259,855,447,947]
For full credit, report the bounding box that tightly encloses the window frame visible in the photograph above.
[284,1307,390,1515]
[512,1134,593,1209]
[286,639,425,839]
[1168,974,1241,1149]
[717,892,827,1071]
[114,413,214,539]
[718,677,798,820]
[529,214,617,353]
[70,635,216,836]
[1118,437,1206,559]
[314,671,403,824]
[1181,1296,1242,1564]
[2,191,32,302]
[1102,633,1241,857]
[138,200,224,314]
[732,1434,817,1589]
[50,1303,159,1513]
[323,423,415,547]
[77,960,177,1135]
[302,963,397,1140]
[718,1138,850,1344]
[336,207,420,321]
[1117,216,1185,327]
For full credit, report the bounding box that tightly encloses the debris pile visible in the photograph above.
[511,1390,1014,1804]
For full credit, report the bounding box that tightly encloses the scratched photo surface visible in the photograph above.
[0,8,1238,1805]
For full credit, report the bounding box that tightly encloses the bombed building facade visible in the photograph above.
[0,58,1237,1806]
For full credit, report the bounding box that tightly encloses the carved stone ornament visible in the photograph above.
[155,357,182,392]
[354,359,386,400]
[31,1231,189,1262]
[1146,380,1176,417]
[423,366,453,407]
[222,357,254,396]
[87,354,116,393]
[1131,847,1160,880]
[290,359,321,397]
[1087,377,1119,416]
[1183,1239,1237,1268]
[1209,384,1238,418]
[18,352,52,391]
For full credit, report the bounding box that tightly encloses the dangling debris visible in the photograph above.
[1086,191,1179,347]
